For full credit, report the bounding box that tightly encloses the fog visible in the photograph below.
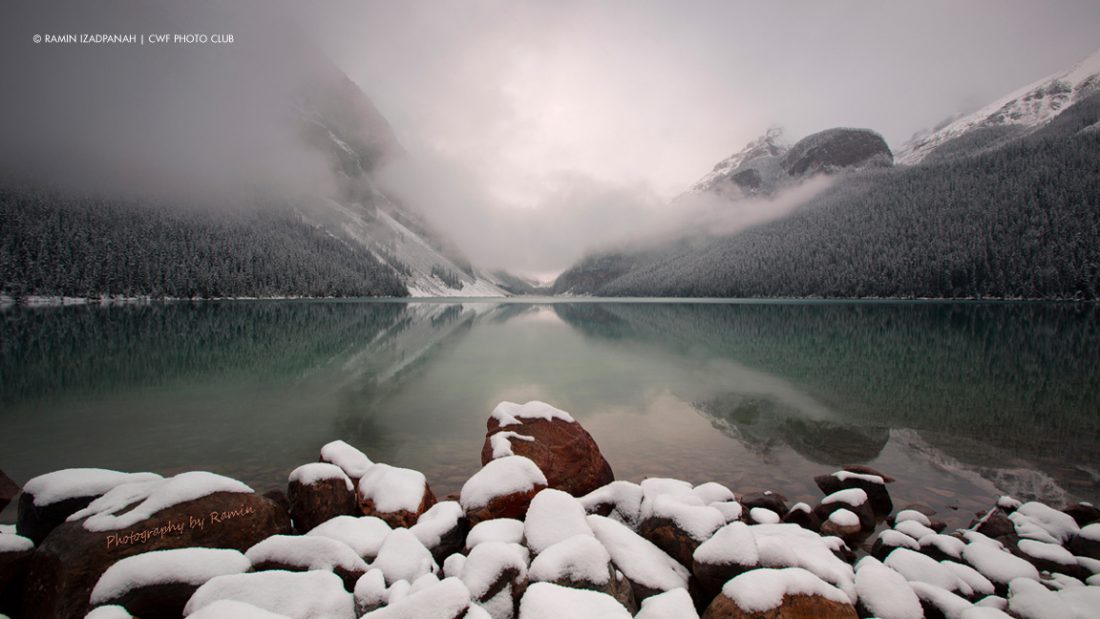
[3,1,1099,276]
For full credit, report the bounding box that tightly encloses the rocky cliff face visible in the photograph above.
[782,128,893,177]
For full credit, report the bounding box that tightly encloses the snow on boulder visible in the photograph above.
[353,569,389,615]
[635,587,699,619]
[941,560,995,598]
[461,456,547,525]
[21,473,290,619]
[815,469,894,515]
[638,494,726,568]
[693,521,759,597]
[90,548,250,616]
[884,548,966,593]
[410,501,468,563]
[587,514,689,602]
[1069,522,1100,560]
[713,501,745,524]
[894,519,937,541]
[907,581,973,619]
[185,599,291,618]
[821,508,862,541]
[183,570,355,619]
[0,533,32,554]
[961,542,1040,589]
[319,440,374,481]
[287,463,356,533]
[524,489,593,555]
[781,502,819,530]
[579,481,643,526]
[357,464,436,528]
[816,488,874,530]
[1012,502,1080,544]
[854,556,922,619]
[750,524,856,602]
[1006,576,1073,619]
[958,607,1013,619]
[84,605,135,619]
[919,533,967,562]
[458,541,529,618]
[306,515,391,560]
[517,582,632,619]
[894,510,932,527]
[360,577,472,619]
[245,534,367,590]
[749,507,780,524]
[1013,538,1080,575]
[693,482,735,505]
[468,519,525,550]
[0,530,33,614]
[528,535,635,612]
[481,401,613,497]
[371,528,438,586]
[704,567,857,618]
[18,469,163,543]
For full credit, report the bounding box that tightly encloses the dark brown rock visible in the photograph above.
[357,465,437,528]
[262,488,290,513]
[693,560,754,605]
[1069,531,1100,561]
[969,508,1015,539]
[782,505,820,531]
[0,542,33,616]
[17,493,98,545]
[550,569,637,614]
[1063,503,1100,527]
[481,415,613,497]
[20,491,290,619]
[288,476,357,533]
[95,580,199,619]
[637,516,701,569]
[741,492,788,515]
[465,483,546,526]
[702,591,858,619]
[251,558,364,591]
[0,470,18,514]
[820,517,862,543]
[813,472,893,516]
[813,497,874,532]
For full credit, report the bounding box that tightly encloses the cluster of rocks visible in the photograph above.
[1,400,1098,619]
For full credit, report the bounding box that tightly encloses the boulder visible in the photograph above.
[637,497,725,569]
[529,535,636,613]
[287,463,357,533]
[0,533,34,615]
[781,503,819,531]
[1062,503,1100,527]
[1069,523,1100,560]
[740,492,788,515]
[358,576,471,619]
[461,456,547,526]
[184,570,355,618]
[357,464,436,528]
[17,469,162,544]
[814,489,875,531]
[820,509,862,542]
[307,515,391,561]
[246,534,368,590]
[0,470,18,514]
[782,127,892,177]
[480,401,613,497]
[410,501,468,564]
[21,483,290,618]
[692,522,759,601]
[813,470,893,516]
[319,440,374,483]
[518,582,632,618]
[701,567,858,619]
[457,541,528,618]
[88,547,250,618]
[587,515,690,603]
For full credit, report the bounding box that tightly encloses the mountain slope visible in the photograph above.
[898,48,1100,164]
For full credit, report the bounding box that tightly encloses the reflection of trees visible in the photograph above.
[554,302,1100,466]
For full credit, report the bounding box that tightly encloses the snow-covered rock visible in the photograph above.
[517,582,632,619]
[854,556,923,619]
[579,482,644,527]
[634,587,699,619]
[711,567,856,617]
[371,528,438,586]
[184,570,355,619]
[461,456,547,525]
[70,472,252,532]
[458,542,529,617]
[287,463,356,533]
[409,501,467,562]
[359,576,472,619]
[245,534,367,589]
[319,440,374,481]
[586,515,689,600]
[524,489,593,555]
[185,599,291,618]
[91,548,250,611]
[467,519,525,550]
[306,515,391,560]
[357,464,435,528]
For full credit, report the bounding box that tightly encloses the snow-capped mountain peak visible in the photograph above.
[898,47,1100,165]
[691,126,788,192]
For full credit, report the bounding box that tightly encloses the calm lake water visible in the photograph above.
[2,299,1099,529]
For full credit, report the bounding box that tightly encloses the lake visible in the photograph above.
[2,299,1099,529]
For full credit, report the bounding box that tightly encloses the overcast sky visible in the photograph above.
[5,1,1100,277]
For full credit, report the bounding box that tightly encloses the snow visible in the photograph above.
[646,494,725,541]
[288,463,352,491]
[490,401,575,427]
[1077,556,1100,575]
[1017,539,1077,566]
[961,530,1005,549]
[409,501,464,549]
[961,542,1040,585]
[998,496,1022,510]
[693,482,735,504]
[749,524,856,600]
[821,488,869,507]
[23,469,163,507]
[694,521,758,567]
[459,541,529,599]
[1006,577,1072,619]
[371,528,438,585]
[712,501,744,522]
[579,481,643,525]
[306,515,391,559]
[245,534,367,573]
[357,464,428,514]
[920,534,966,560]
[0,533,33,552]
[84,606,134,619]
[884,548,964,592]
[489,431,535,458]
[634,588,700,619]
[0,525,14,535]
[907,581,973,619]
[894,519,937,540]
[1079,523,1100,542]
[410,572,440,593]
[722,567,851,612]
[828,509,859,527]
[443,554,467,579]
[460,456,546,511]
[517,582,631,619]
[91,547,250,605]
[895,510,932,527]
[834,471,885,485]
[942,560,995,597]
[586,514,690,592]
[854,556,923,619]
[1058,585,1100,618]
[353,569,388,611]
[387,580,411,605]
[1014,502,1080,543]
[975,595,1008,609]
[71,472,252,531]
[183,570,355,619]
[360,577,472,619]
[529,535,611,585]
[467,519,525,550]
[186,599,291,619]
[875,527,919,551]
[959,608,1013,619]
[750,507,780,524]
[525,489,593,554]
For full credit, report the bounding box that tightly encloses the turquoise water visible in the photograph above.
[2,299,1099,528]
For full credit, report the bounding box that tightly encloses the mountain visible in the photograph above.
[555,79,1100,299]
[898,48,1100,165]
